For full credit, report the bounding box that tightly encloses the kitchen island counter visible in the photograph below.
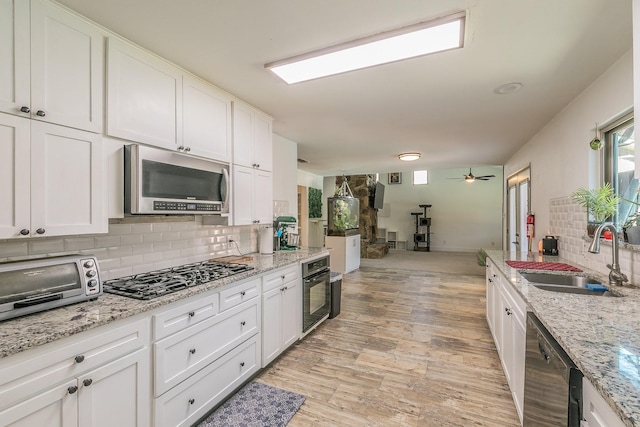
[486,250,640,427]
[0,248,327,359]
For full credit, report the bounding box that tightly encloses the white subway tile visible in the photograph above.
[131,223,152,234]
[152,223,172,232]
[152,241,172,252]
[109,224,132,235]
[161,231,181,241]
[109,266,133,279]
[108,246,133,258]
[142,233,163,243]
[121,234,144,245]
[95,235,121,248]
[170,239,188,250]
[120,254,144,268]
[29,239,64,254]
[0,242,29,258]
[64,237,96,251]
[132,243,154,254]
[143,251,163,264]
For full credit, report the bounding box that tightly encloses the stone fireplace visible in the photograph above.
[335,175,388,259]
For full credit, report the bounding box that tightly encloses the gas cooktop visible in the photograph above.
[103,261,253,300]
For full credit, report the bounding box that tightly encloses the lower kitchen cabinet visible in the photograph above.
[325,235,360,274]
[0,318,151,427]
[262,265,301,367]
[485,259,526,423]
[154,335,260,427]
[582,377,626,427]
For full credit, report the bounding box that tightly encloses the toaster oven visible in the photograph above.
[0,255,102,321]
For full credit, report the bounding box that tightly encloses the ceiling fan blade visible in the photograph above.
[475,175,496,179]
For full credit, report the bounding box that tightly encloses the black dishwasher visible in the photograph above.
[523,312,583,426]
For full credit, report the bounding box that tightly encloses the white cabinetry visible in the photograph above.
[107,37,182,149]
[232,102,273,172]
[582,377,626,427]
[325,235,361,274]
[485,259,526,423]
[152,280,261,427]
[0,0,104,133]
[233,165,273,225]
[262,265,301,367]
[0,113,106,239]
[182,76,232,162]
[0,318,151,427]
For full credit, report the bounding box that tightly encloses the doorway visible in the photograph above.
[507,166,531,252]
[297,186,308,247]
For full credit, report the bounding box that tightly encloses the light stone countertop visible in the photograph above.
[0,247,328,360]
[485,250,640,427]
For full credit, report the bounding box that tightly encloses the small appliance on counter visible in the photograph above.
[542,235,559,256]
[274,216,300,250]
[259,224,274,254]
[0,254,102,321]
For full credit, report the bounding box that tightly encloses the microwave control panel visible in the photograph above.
[153,201,221,212]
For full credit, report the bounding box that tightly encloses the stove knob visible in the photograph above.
[86,270,96,278]
[88,279,97,287]
[83,260,95,268]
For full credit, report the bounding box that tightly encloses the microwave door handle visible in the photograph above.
[222,168,230,211]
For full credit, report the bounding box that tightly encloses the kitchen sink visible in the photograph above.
[519,272,620,297]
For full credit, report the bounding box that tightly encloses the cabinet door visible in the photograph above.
[254,169,273,224]
[583,377,626,427]
[0,378,78,427]
[486,265,496,335]
[107,37,182,148]
[511,315,526,423]
[345,235,361,273]
[30,121,106,237]
[0,113,30,239]
[31,0,104,132]
[182,76,232,162]
[253,112,272,172]
[0,0,30,117]
[262,286,283,367]
[232,102,253,168]
[281,278,300,348]
[77,349,150,427]
[232,165,254,226]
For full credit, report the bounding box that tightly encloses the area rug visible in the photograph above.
[196,381,305,427]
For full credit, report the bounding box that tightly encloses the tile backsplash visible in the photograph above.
[0,217,259,281]
[550,196,640,284]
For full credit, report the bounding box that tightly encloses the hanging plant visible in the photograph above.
[308,187,323,218]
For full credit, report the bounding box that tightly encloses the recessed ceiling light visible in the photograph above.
[398,153,421,161]
[493,82,523,95]
[265,12,465,84]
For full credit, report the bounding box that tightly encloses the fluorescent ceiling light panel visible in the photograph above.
[266,12,465,84]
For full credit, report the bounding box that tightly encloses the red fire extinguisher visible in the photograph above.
[526,213,535,238]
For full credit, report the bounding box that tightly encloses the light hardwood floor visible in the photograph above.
[256,252,520,426]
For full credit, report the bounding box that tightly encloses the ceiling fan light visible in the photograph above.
[398,153,421,161]
[465,177,475,182]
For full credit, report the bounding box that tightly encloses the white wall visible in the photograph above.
[505,49,633,245]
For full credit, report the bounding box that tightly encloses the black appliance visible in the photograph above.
[542,235,559,256]
[301,255,331,335]
[103,261,253,300]
[523,312,582,426]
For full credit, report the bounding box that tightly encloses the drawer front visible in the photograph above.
[154,336,260,427]
[0,317,150,410]
[154,299,259,396]
[500,277,527,323]
[263,265,299,293]
[219,278,260,312]
[153,291,219,340]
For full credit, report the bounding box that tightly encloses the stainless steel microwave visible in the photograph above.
[0,255,102,322]
[125,145,230,216]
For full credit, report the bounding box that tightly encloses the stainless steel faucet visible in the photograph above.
[588,223,628,286]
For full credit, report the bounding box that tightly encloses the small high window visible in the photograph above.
[603,115,635,227]
[413,170,429,185]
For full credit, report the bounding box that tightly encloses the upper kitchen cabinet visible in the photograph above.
[232,102,273,172]
[0,112,106,239]
[183,76,232,162]
[107,37,183,150]
[0,0,105,133]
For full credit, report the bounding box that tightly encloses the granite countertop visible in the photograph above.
[0,247,328,360]
[485,250,640,427]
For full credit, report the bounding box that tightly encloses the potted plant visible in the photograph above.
[571,183,620,237]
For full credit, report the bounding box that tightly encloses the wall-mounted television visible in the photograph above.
[373,182,385,209]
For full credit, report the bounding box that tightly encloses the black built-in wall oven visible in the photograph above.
[301,255,331,335]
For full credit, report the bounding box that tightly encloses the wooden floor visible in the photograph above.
[256,257,521,426]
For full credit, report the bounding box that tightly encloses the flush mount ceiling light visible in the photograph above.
[265,11,465,84]
[398,153,421,161]
[493,82,523,95]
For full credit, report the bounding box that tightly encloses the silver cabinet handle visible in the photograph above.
[19,229,29,236]
[74,355,85,364]
[68,385,78,394]
[36,228,45,235]
[83,378,93,387]
[36,110,45,117]
[189,348,196,354]
[20,106,30,113]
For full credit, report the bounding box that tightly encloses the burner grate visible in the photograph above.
[103,261,253,300]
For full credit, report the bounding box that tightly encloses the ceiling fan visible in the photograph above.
[448,168,496,183]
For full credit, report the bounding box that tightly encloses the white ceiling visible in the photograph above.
[57,0,633,176]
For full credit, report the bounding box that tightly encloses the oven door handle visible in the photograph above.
[14,293,63,308]
[304,269,330,283]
